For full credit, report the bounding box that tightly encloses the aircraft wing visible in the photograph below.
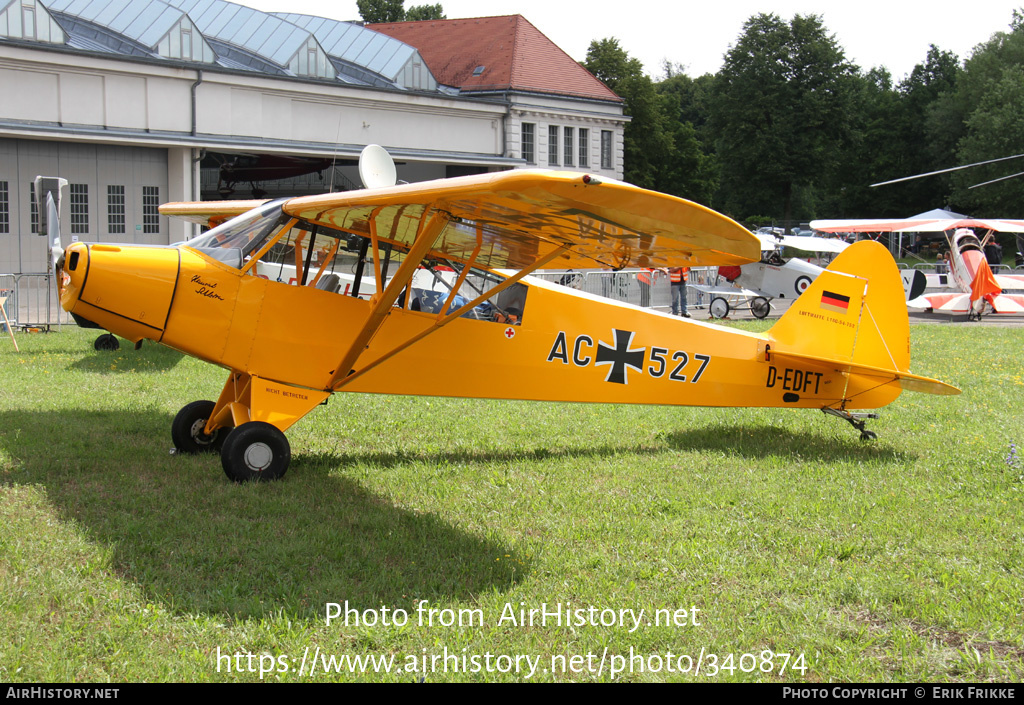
[811,218,934,233]
[908,291,1024,314]
[160,199,270,228]
[780,235,849,253]
[812,217,1024,234]
[995,273,1024,289]
[281,170,760,271]
[690,283,764,298]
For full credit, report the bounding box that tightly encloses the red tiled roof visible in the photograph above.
[369,15,621,102]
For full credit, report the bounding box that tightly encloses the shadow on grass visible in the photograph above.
[662,423,916,463]
[67,340,184,374]
[292,442,667,472]
[0,405,914,622]
[0,408,532,621]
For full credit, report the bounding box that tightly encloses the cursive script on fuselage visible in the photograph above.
[191,274,225,301]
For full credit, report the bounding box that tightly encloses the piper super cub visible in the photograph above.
[55,147,959,481]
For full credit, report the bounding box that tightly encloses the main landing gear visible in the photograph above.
[171,400,291,482]
[822,407,879,441]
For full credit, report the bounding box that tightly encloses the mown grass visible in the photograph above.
[0,323,1021,682]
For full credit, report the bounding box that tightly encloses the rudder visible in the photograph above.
[768,240,910,375]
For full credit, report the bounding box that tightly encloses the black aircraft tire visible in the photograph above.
[751,297,771,319]
[171,400,226,454]
[221,422,290,483]
[709,297,730,319]
[94,333,120,351]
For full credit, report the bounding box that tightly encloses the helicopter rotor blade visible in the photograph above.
[870,153,1024,187]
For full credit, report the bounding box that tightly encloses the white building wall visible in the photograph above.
[0,139,169,272]
[0,42,626,272]
[506,93,627,180]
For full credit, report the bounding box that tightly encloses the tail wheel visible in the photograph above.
[709,296,730,319]
[171,400,226,454]
[751,297,771,319]
[221,421,290,483]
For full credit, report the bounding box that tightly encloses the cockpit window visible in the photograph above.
[187,199,289,266]
[185,204,529,323]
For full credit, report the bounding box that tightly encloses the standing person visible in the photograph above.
[637,268,666,308]
[669,266,690,317]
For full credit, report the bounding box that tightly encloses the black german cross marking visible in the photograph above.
[595,329,645,384]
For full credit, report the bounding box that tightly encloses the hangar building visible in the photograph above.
[0,0,627,272]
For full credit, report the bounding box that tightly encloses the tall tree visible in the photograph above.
[406,4,445,21]
[584,38,672,191]
[948,11,1024,215]
[657,68,718,204]
[358,0,445,23]
[357,0,405,23]
[709,13,856,225]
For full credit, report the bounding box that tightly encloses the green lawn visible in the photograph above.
[0,324,1021,682]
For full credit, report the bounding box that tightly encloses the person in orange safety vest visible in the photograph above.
[637,268,662,308]
[668,266,690,317]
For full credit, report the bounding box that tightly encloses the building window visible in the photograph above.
[0,182,8,234]
[548,125,559,166]
[181,27,193,60]
[601,130,613,169]
[142,186,160,234]
[579,128,589,168]
[521,123,535,164]
[70,184,88,235]
[107,185,125,234]
[29,182,38,234]
[564,127,574,167]
[22,4,36,40]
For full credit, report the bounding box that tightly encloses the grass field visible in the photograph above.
[0,323,1021,682]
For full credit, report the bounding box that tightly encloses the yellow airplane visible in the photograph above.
[54,150,959,481]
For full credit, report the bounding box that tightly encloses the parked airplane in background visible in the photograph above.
[692,231,926,318]
[812,217,1024,318]
[52,147,958,481]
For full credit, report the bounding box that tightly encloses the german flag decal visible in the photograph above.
[820,290,850,314]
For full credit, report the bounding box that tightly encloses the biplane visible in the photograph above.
[812,216,1024,318]
[54,148,958,481]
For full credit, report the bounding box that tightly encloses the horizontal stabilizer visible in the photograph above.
[770,350,960,396]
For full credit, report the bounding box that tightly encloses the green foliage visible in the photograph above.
[709,13,857,223]
[949,16,1024,215]
[357,0,407,23]
[406,4,445,21]
[585,39,715,203]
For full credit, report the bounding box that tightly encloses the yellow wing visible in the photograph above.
[159,199,269,228]
[282,170,760,270]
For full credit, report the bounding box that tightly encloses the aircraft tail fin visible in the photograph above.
[767,241,958,404]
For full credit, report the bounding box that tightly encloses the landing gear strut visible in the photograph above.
[822,407,879,441]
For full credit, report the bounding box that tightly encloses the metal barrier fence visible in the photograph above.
[528,267,719,310]
[0,272,68,331]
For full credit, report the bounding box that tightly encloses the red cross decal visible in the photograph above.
[504,326,516,339]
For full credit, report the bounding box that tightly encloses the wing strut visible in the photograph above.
[332,243,569,392]
[327,209,452,389]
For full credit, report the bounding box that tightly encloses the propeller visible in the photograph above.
[48,193,63,270]
[34,176,69,290]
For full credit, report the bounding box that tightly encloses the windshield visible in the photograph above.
[187,199,288,267]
